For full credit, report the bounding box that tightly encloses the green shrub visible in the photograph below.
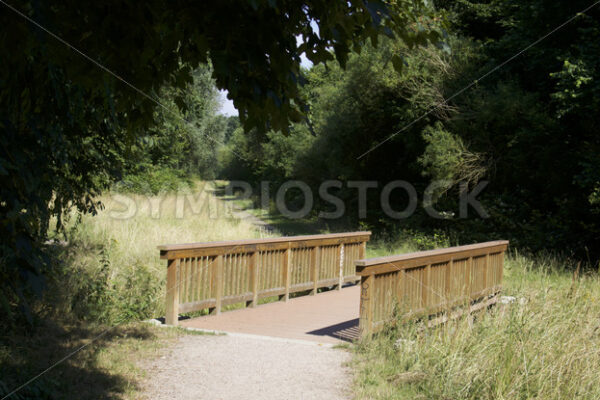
[115,167,193,195]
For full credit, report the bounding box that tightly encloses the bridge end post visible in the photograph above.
[310,246,320,295]
[165,258,179,326]
[247,252,259,308]
[280,247,291,301]
[210,255,223,315]
[358,273,374,338]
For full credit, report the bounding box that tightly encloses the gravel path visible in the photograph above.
[140,333,352,400]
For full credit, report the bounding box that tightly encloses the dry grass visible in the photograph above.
[352,251,600,400]
[46,181,271,322]
[1,182,267,399]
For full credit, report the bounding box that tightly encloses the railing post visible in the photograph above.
[281,247,290,301]
[423,263,431,310]
[165,258,179,325]
[210,255,223,315]
[467,256,473,300]
[359,273,374,337]
[311,246,320,295]
[247,252,258,308]
[484,252,489,295]
[359,240,366,259]
[445,258,453,308]
[337,243,344,290]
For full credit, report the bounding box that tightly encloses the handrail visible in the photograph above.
[159,231,371,252]
[160,231,371,325]
[158,231,371,260]
[356,240,508,336]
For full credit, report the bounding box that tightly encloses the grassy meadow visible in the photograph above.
[45,181,271,323]
[352,251,600,400]
[1,182,269,399]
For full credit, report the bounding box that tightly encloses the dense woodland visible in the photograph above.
[1,0,600,324]
[224,1,600,256]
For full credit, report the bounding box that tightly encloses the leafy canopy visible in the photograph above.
[0,0,441,321]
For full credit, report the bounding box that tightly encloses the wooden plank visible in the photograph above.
[222,292,254,306]
[355,241,508,267]
[397,268,405,312]
[484,253,489,291]
[160,236,373,260]
[281,247,290,301]
[355,244,509,276]
[289,282,314,292]
[343,275,361,283]
[467,256,473,298]
[158,231,372,251]
[165,258,179,326]
[337,244,344,290]
[247,252,258,307]
[159,232,372,259]
[445,259,452,308]
[423,263,431,310]
[316,277,340,288]
[311,246,320,295]
[210,255,223,315]
[257,286,286,298]
[179,298,217,313]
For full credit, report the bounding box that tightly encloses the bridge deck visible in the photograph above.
[181,285,361,344]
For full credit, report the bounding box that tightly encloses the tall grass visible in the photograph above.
[45,182,270,323]
[2,183,268,399]
[352,251,600,399]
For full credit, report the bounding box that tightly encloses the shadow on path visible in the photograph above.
[307,318,360,343]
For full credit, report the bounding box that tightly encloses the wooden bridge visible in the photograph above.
[158,233,508,343]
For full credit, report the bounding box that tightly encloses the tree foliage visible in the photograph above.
[0,0,440,322]
[222,0,600,258]
[120,65,227,193]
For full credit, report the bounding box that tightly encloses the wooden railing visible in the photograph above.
[159,231,371,325]
[356,240,508,336]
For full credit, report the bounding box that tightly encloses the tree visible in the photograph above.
[124,65,226,184]
[431,0,600,253]
[0,0,440,321]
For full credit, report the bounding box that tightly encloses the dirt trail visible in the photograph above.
[140,333,351,400]
[229,205,276,233]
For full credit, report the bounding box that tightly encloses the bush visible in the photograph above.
[115,167,193,195]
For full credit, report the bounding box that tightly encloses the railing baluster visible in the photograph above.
[211,255,223,315]
[311,246,319,294]
[281,246,290,301]
[337,244,344,290]
[423,263,431,310]
[247,251,258,308]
